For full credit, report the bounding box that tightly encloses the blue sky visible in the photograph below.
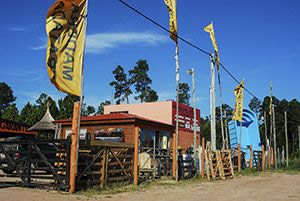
[0,0,299,117]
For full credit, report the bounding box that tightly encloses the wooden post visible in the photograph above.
[271,147,274,167]
[134,126,139,185]
[298,126,300,160]
[261,145,265,171]
[249,145,253,169]
[201,138,205,178]
[264,111,268,148]
[272,105,277,169]
[277,147,280,168]
[69,102,80,193]
[172,132,176,178]
[238,144,241,174]
[267,146,271,169]
[284,111,289,168]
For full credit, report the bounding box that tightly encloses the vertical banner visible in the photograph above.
[232,80,245,122]
[163,0,178,44]
[204,23,220,69]
[46,0,87,96]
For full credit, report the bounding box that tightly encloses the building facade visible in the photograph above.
[104,101,201,150]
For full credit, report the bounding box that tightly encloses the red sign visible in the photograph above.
[171,101,201,133]
[0,119,34,135]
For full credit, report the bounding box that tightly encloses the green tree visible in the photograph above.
[129,60,153,103]
[144,89,159,102]
[178,83,190,105]
[58,95,80,119]
[81,104,96,116]
[248,97,262,117]
[216,104,233,120]
[19,102,36,126]
[110,65,132,104]
[0,82,16,115]
[2,104,19,122]
[96,100,111,115]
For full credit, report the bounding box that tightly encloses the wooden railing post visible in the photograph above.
[262,145,265,171]
[271,147,274,167]
[172,132,176,178]
[69,102,80,193]
[201,138,205,178]
[249,145,253,169]
[238,144,241,174]
[134,126,139,185]
[267,146,271,169]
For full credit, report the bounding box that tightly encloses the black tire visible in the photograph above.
[2,169,14,174]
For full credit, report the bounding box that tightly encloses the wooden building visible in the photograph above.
[54,113,175,148]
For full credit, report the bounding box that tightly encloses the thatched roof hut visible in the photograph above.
[28,104,56,131]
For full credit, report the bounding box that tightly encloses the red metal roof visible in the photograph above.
[54,113,174,127]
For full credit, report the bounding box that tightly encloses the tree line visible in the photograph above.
[0,59,192,127]
[200,97,300,157]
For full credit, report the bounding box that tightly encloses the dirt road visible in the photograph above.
[0,173,299,201]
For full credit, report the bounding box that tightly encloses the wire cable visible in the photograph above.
[117,0,261,101]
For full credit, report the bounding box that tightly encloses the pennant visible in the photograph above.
[232,80,245,122]
[46,0,87,96]
[204,23,220,69]
[164,0,178,43]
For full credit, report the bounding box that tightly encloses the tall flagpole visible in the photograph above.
[77,0,89,172]
[70,0,89,193]
[175,43,180,181]
[210,55,216,151]
[216,68,225,150]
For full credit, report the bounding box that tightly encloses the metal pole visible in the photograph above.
[187,68,197,161]
[217,70,225,150]
[272,105,277,169]
[284,111,289,168]
[175,43,180,181]
[210,56,216,151]
[192,69,197,161]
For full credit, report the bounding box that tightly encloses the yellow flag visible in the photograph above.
[204,23,220,69]
[46,0,87,96]
[164,0,178,43]
[232,80,245,122]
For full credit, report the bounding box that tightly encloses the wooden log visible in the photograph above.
[261,145,265,171]
[69,102,80,193]
[268,146,271,168]
[134,126,139,185]
[172,132,176,178]
[271,147,274,167]
[100,148,107,188]
[249,145,253,169]
[201,137,205,178]
[238,144,241,174]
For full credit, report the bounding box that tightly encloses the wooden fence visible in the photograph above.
[76,141,134,190]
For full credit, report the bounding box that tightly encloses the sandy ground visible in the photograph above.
[0,172,300,201]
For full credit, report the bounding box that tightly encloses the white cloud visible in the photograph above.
[86,32,168,54]
[31,32,168,53]
[10,27,26,32]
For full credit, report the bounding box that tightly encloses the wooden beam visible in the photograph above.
[249,145,253,169]
[69,102,80,193]
[201,137,205,178]
[238,144,241,174]
[133,126,139,185]
[261,145,265,171]
[172,132,176,178]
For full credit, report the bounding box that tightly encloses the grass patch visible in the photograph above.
[78,176,209,196]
